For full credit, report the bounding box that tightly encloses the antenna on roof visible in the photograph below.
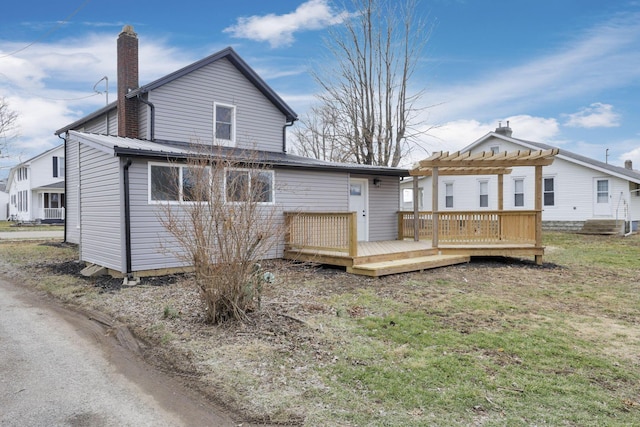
[93,76,109,105]
[605,148,609,164]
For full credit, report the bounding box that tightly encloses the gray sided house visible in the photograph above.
[56,26,406,277]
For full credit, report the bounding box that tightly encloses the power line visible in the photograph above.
[0,0,93,60]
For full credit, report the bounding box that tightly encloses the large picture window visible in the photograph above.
[214,103,235,144]
[149,164,210,203]
[225,169,274,204]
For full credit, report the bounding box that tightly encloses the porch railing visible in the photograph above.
[398,210,538,244]
[40,208,65,220]
[284,211,358,256]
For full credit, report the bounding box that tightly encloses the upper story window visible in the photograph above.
[17,167,28,181]
[479,180,489,208]
[514,178,524,207]
[53,156,65,178]
[543,177,555,206]
[445,182,454,208]
[149,163,210,203]
[490,146,500,155]
[225,169,274,204]
[214,103,235,145]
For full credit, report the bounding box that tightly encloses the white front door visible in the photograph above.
[349,178,369,241]
[594,178,612,216]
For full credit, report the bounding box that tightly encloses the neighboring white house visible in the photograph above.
[0,179,8,220]
[7,144,66,223]
[401,124,640,232]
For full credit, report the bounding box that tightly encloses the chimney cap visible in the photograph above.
[120,25,137,37]
[495,120,513,137]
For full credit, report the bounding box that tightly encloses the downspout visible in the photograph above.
[137,93,155,141]
[282,118,295,153]
[123,158,133,278]
[57,132,67,243]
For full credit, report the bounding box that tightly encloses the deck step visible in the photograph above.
[347,254,470,277]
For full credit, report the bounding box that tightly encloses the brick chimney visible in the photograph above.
[625,160,633,170]
[117,25,139,138]
[495,120,513,137]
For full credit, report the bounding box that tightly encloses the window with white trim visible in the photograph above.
[479,180,489,208]
[53,156,65,178]
[514,178,524,207]
[225,168,274,204]
[490,146,500,155]
[445,182,454,208]
[214,103,235,145]
[149,164,210,203]
[543,177,555,206]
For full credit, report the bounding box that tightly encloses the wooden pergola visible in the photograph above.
[409,148,559,264]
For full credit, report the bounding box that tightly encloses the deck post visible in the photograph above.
[498,173,504,239]
[432,167,439,248]
[349,212,358,257]
[284,213,292,251]
[413,176,419,241]
[534,165,543,265]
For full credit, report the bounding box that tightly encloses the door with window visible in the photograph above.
[349,178,369,241]
[593,178,611,216]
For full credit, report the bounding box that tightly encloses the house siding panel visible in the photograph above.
[79,144,123,271]
[65,138,80,244]
[149,58,285,151]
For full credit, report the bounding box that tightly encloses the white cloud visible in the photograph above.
[423,13,640,124]
[563,103,621,128]
[223,0,350,48]
[619,144,640,169]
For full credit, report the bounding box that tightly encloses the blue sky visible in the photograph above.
[1,0,639,176]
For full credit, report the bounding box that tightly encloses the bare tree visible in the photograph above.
[158,147,282,324]
[299,0,432,167]
[291,104,353,162]
[0,97,19,158]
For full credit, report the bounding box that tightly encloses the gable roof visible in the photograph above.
[55,47,297,135]
[68,131,409,177]
[128,46,297,122]
[463,132,640,185]
[6,144,65,188]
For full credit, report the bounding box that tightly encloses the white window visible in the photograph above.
[596,179,609,204]
[225,169,274,204]
[514,178,524,207]
[53,156,65,178]
[479,180,489,208]
[490,146,500,155]
[149,163,210,203]
[445,183,454,208]
[214,103,235,145]
[543,177,555,206]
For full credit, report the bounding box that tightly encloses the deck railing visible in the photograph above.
[398,210,538,244]
[284,211,358,256]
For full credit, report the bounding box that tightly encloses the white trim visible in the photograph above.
[349,177,369,242]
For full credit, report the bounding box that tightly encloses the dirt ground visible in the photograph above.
[4,239,638,425]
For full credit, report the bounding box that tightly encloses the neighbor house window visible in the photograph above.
[225,168,274,204]
[214,103,235,144]
[53,156,65,178]
[596,179,609,203]
[445,182,454,208]
[514,178,524,207]
[543,177,555,206]
[479,180,489,208]
[490,146,500,155]
[149,163,210,203]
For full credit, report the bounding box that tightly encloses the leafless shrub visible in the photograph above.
[157,146,282,324]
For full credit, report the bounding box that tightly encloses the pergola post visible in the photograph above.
[432,167,439,248]
[534,165,543,265]
[413,176,419,241]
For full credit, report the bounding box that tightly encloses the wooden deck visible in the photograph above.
[283,210,546,277]
[284,239,470,277]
